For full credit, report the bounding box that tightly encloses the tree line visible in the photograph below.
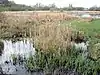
[0,0,100,11]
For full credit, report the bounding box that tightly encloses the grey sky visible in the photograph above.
[9,0,100,8]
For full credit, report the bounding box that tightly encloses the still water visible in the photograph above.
[0,38,43,75]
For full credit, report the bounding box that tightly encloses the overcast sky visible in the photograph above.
[9,0,100,8]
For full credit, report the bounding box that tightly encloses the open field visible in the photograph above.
[3,11,100,14]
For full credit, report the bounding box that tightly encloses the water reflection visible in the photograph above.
[0,38,37,75]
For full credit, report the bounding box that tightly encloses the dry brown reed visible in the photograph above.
[33,22,73,52]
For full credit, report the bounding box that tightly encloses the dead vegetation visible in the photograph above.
[33,22,72,52]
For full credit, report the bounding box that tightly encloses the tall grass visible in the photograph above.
[26,45,100,75]
[0,12,77,39]
[33,22,72,52]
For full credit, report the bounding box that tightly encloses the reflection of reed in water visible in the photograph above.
[0,41,4,56]
[0,39,35,74]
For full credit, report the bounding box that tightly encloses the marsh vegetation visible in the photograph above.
[0,12,100,75]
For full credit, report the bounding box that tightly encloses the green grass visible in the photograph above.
[63,19,100,34]
[62,19,100,43]
[72,19,100,32]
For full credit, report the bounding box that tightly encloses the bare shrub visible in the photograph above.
[71,31,85,43]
